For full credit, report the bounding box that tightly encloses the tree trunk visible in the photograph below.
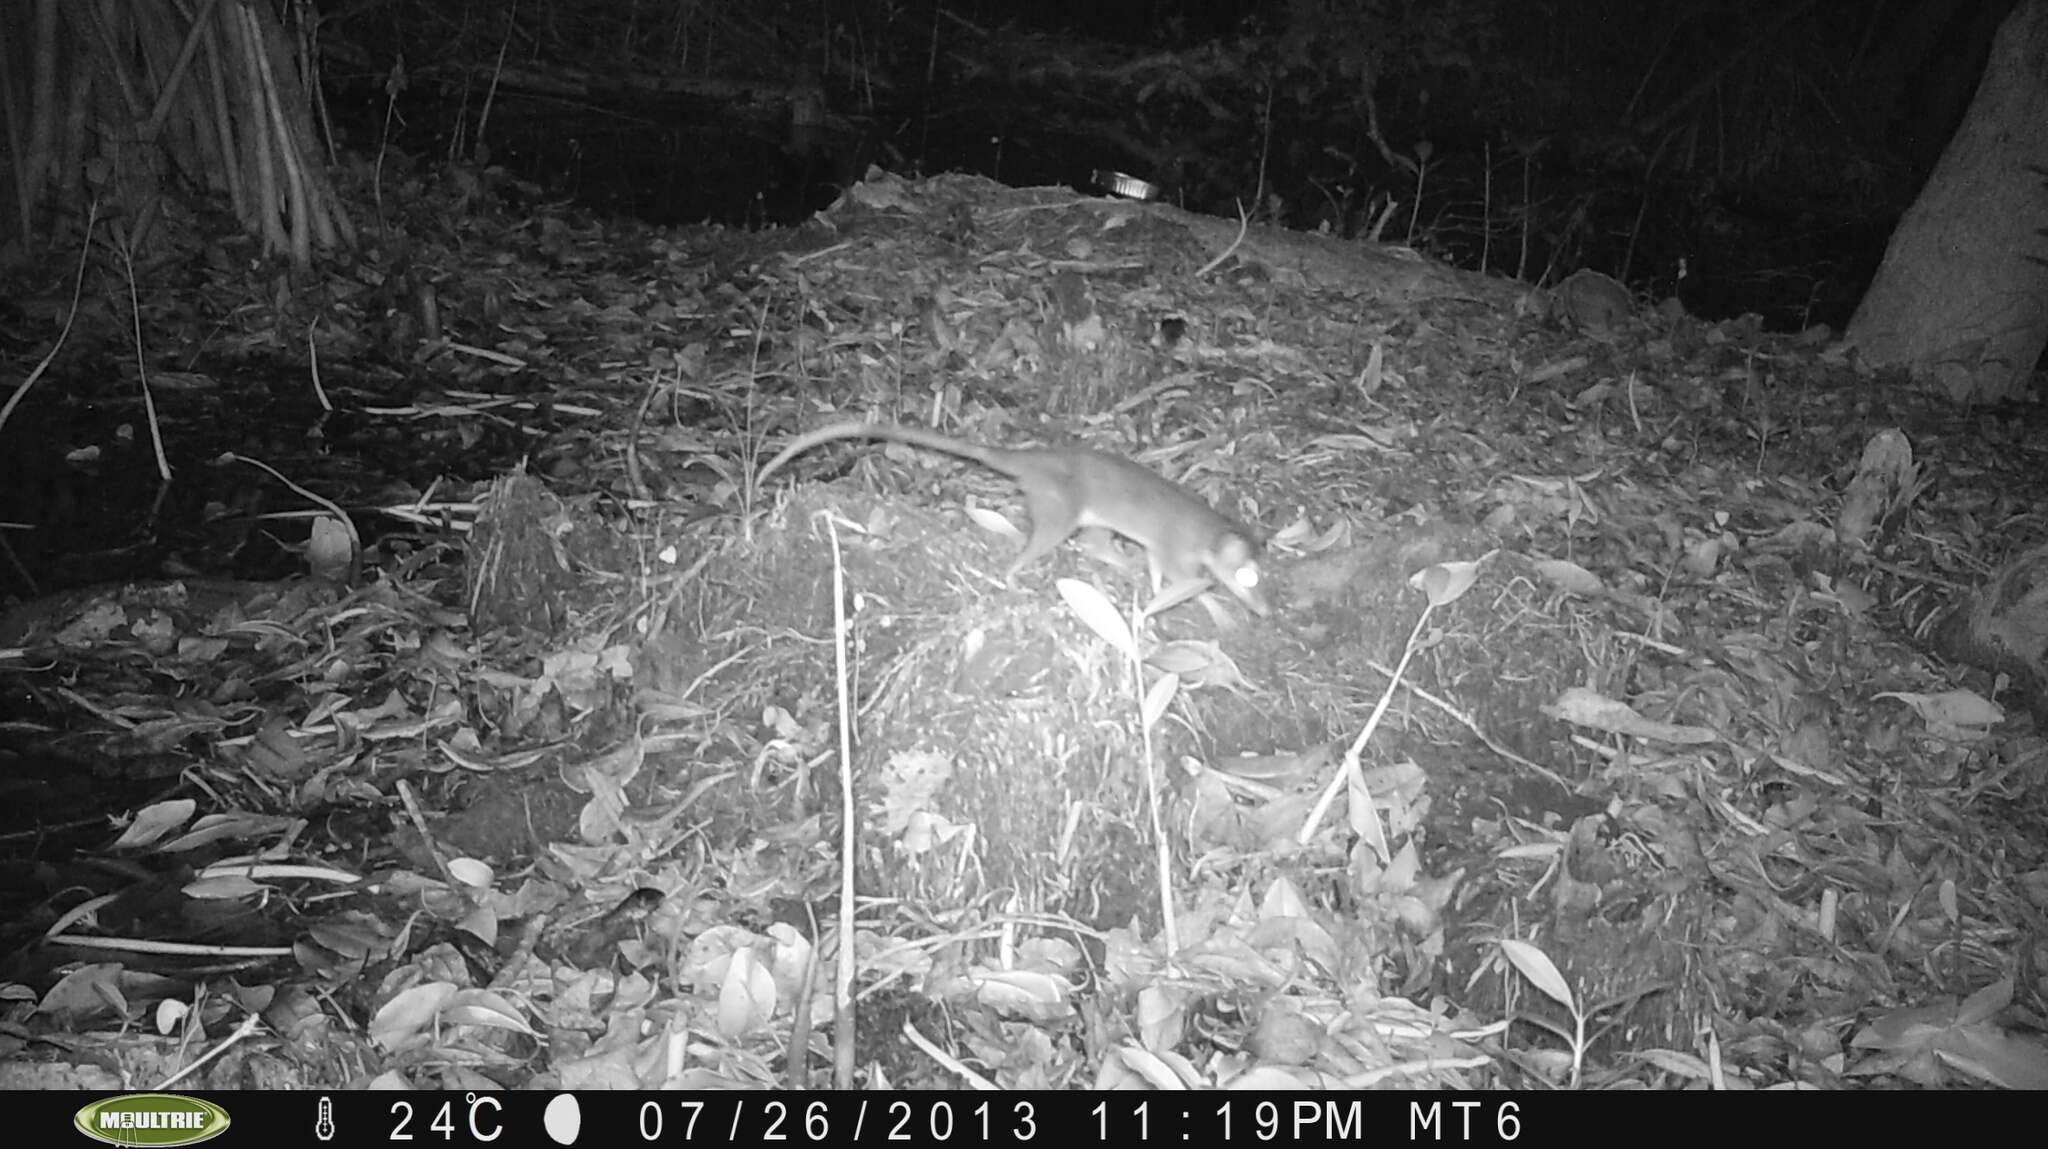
[1846,0,2048,402]
[0,0,348,268]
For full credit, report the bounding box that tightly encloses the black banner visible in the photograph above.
[27,1088,1953,1148]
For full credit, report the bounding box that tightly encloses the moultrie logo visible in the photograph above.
[73,1094,230,1147]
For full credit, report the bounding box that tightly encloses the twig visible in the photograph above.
[224,453,362,581]
[625,370,667,504]
[1131,608,1178,956]
[826,514,859,1088]
[116,232,172,482]
[157,1012,266,1091]
[307,322,332,411]
[1195,200,1249,278]
[1366,661,1574,793]
[903,1020,996,1090]
[0,203,95,435]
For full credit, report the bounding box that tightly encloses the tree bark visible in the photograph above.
[0,0,347,266]
[1847,0,2048,402]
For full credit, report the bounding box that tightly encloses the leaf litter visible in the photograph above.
[0,164,2043,1091]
